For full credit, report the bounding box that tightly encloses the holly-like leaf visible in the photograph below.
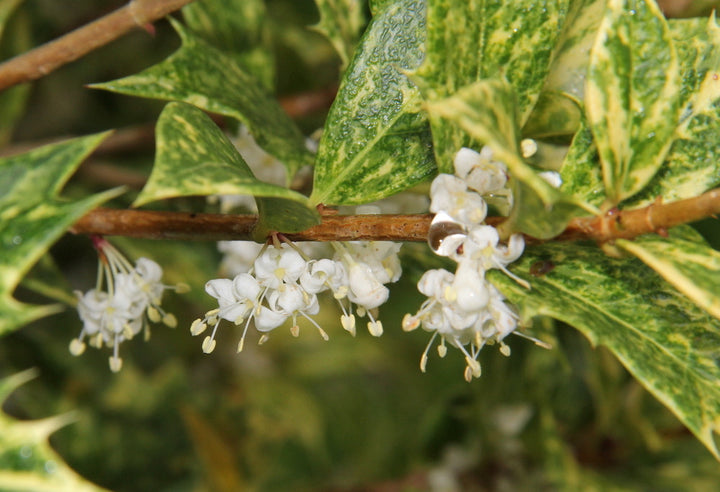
[0,369,107,491]
[426,79,592,238]
[523,0,605,138]
[624,16,720,208]
[491,241,720,460]
[616,226,720,322]
[416,0,569,171]
[309,0,435,206]
[559,119,605,206]
[140,102,319,234]
[585,0,681,207]
[137,102,311,207]
[311,0,367,70]
[91,20,312,183]
[0,133,122,335]
[182,0,274,91]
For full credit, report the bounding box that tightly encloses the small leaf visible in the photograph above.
[0,370,108,491]
[182,0,275,91]
[492,242,720,460]
[309,0,435,206]
[426,79,592,238]
[617,226,720,322]
[91,20,312,183]
[624,16,720,208]
[139,102,320,234]
[416,0,570,170]
[585,0,682,206]
[0,133,122,335]
[311,0,367,70]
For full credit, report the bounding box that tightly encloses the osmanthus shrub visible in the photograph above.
[2,0,720,488]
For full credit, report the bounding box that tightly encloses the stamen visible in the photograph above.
[420,332,439,372]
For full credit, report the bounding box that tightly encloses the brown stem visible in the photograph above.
[70,188,720,243]
[0,0,195,91]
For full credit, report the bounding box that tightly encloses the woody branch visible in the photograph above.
[70,188,720,243]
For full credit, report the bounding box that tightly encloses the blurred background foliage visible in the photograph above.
[2,0,720,490]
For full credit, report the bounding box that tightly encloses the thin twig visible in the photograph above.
[70,188,720,243]
[0,0,195,91]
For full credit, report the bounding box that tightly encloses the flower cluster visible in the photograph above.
[191,238,401,353]
[403,147,538,382]
[71,237,188,372]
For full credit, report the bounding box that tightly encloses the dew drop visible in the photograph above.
[427,211,466,256]
[12,235,22,245]
[19,445,32,459]
[44,460,57,474]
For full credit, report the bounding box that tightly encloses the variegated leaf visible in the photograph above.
[491,242,720,460]
[426,79,591,238]
[416,0,570,171]
[311,0,367,69]
[182,0,274,91]
[0,133,122,335]
[585,0,681,206]
[0,370,107,491]
[617,226,720,321]
[308,0,435,206]
[562,14,720,209]
[524,0,605,138]
[91,20,312,183]
[624,16,720,208]
[139,102,319,233]
[559,118,605,206]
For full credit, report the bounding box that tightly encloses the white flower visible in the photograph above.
[454,147,508,196]
[346,262,389,310]
[299,259,336,294]
[430,174,488,226]
[452,260,490,312]
[254,243,306,288]
[70,238,183,372]
[404,146,547,381]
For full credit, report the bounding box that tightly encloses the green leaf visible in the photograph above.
[309,0,435,206]
[0,0,23,38]
[0,370,107,491]
[523,0,605,138]
[416,0,570,170]
[426,79,592,238]
[0,1,31,146]
[585,0,681,206]
[559,118,605,206]
[182,0,274,91]
[368,0,393,15]
[140,102,319,234]
[492,241,720,459]
[624,16,720,208]
[91,20,312,183]
[0,133,122,335]
[137,102,311,206]
[616,226,720,322]
[522,91,582,139]
[311,0,367,70]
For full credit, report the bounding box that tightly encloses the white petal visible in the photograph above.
[453,147,482,179]
[255,306,287,331]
